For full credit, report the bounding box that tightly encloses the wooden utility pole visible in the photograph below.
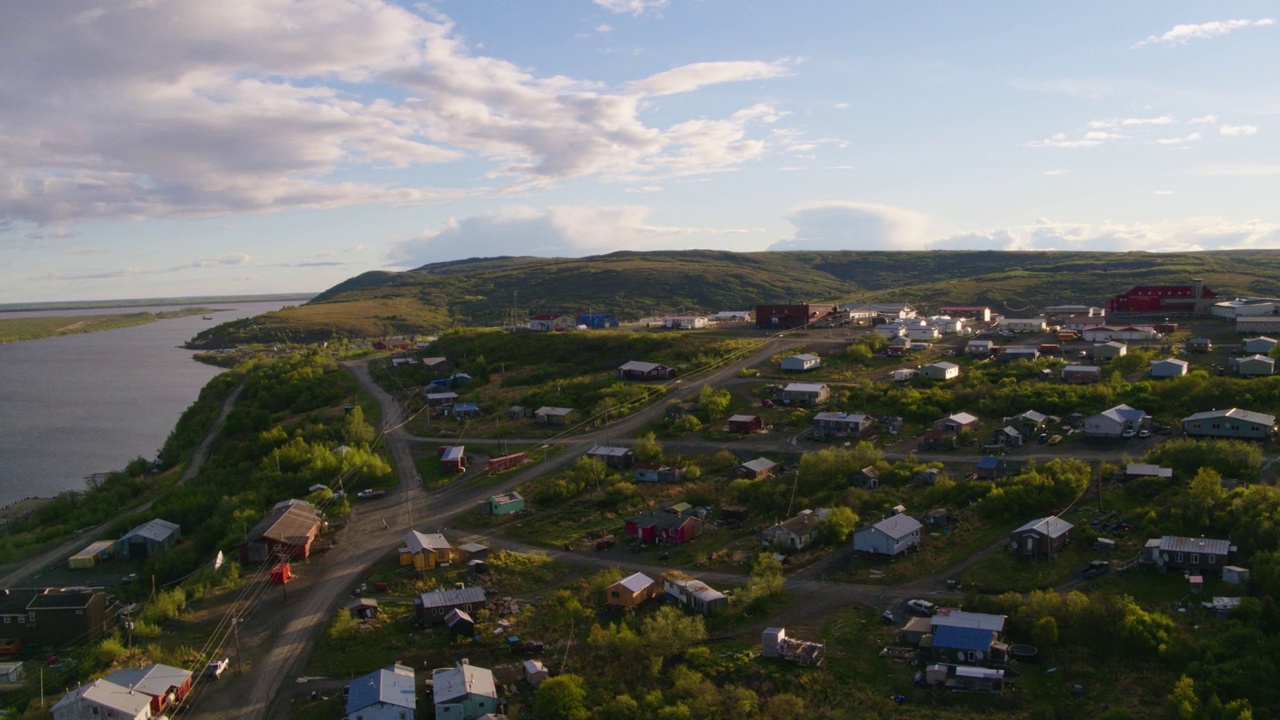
[232,616,243,674]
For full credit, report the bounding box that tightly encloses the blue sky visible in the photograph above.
[2,0,1277,302]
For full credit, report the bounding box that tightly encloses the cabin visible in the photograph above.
[1150,358,1189,378]
[417,586,487,625]
[633,463,684,483]
[606,572,658,610]
[729,457,779,480]
[432,661,499,720]
[534,406,577,425]
[778,382,830,406]
[727,414,765,434]
[240,500,323,563]
[399,530,461,571]
[811,411,874,441]
[1061,364,1102,384]
[761,510,822,551]
[586,445,635,468]
[345,664,416,720]
[660,571,728,616]
[920,362,960,381]
[618,360,677,380]
[852,514,923,557]
[1142,536,1233,574]
[625,506,703,545]
[486,491,525,515]
[438,445,466,472]
[780,353,822,372]
[1009,516,1074,558]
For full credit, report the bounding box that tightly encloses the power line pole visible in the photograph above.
[231,616,243,674]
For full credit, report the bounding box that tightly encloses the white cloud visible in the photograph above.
[1152,132,1202,146]
[0,1,792,226]
[1132,18,1275,49]
[769,202,929,252]
[387,205,752,266]
[931,217,1279,252]
[624,185,664,193]
[594,0,669,15]
[1220,124,1259,136]
[834,102,850,109]
[1154,190,1176,195]
[1189,115,1218,124]
[1121,116,1174,126]
[1026,132,1104,149]
[595,23,613,33]
[1043,169,1069,176]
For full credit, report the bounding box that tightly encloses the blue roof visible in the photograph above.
[346,664,416,713]
[977,457,1000,470]
[453,402,479,412]
[932,625,994,653]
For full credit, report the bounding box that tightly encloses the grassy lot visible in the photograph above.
[830,511,1009,586]
[0,307,220,344]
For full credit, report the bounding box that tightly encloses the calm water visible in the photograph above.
[0,301,292,506]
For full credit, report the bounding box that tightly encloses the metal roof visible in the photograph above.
[588,445,633,457]
[728,414,760,423]
[783,382,827,393]
[619,360,667,373]
[432,662,496,705]
[787,353,821,362]
[932,609,1006,632]
[1158,536,1232,555]
[105,663,192,700]
[931,625,996,653]
[401,530,452,554]
[1099,404,1148,423]
[1183,408,1276,426]
[944,412,979,425]
[614,572,656,594]
[419,585,486,609]
[1012,516,1074,539]
[440,446,465,462]
[121,518,180,543]
[741,458,778,472]
[51,679,153,717]
[871,514,923,540]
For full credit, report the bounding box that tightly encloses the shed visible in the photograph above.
[439,445,467,472]
[347,598,380,620]
[523,659,549,687]
[780,353,822,372]
[444,608,475,636]
[1010,516,1074,558]
[727,415,765,434]
[115,519,181,560]
[1223,566,1251,584]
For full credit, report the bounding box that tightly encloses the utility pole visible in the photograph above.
[232,616,243,674]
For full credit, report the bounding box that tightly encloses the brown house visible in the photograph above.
[1142,536,1233,574]
[727,415,765,433]
[240,499,324,564]
[1009,516,1074,558]
[605,572,658,610]
[417,585,487,625]
[26,589,108,646]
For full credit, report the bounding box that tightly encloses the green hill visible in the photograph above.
[187,249,1280,347]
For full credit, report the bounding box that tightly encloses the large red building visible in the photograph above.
[755,303,838,329]
[1107,280,1218,316]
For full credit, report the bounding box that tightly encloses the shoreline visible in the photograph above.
[0,497,51,528]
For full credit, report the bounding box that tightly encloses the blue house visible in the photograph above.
[344,664,416,720]
[577,313,619,329]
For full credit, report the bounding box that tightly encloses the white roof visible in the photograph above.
[1063,364,1100,373]
[52,679,154,718]
[588,445,633,457]
[614,572,655,594]
[1183,408,1276,426]
[432,662,497,704]
[944,412,979,425]
[1127,464,1173,478]
[620,360,666,372]
[741,457,777,472]
[1012,516,1074,539]
[420,585,486,609]
[122,518,180,543]
[871,514,923,539]
[728,414,760,423]
[784,382,827,393]
[1151,358,1189,368]
[787,353,821,362]
[523,659,547,675]
[932,609,1006,632]
[955,666,1004,680]
[534,406,575,416]
[1097,404,1148,423]
[813,411,870,423]
[928,361,959,371]
[401,530,452,554]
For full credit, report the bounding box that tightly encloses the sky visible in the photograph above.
[2,1,1278,303]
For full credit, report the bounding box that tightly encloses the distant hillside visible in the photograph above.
[187,250,1280,347]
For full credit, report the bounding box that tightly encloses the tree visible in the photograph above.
[697,384,731,420]
[641,605,707,659]
[742,553,785,604]
[1032,615,1059,648]
[532,674,590,720]
[341,405,375,445]
[819,506,859,544]
[1166,675,1200,720]
[633,431,664,463]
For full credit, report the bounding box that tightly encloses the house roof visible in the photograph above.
[1151,358,1189,369]
[440,446,465,462]
[613,572,656,594]
[932,624,996,653]
[425,391,459,400]
[814,411,871,423]
[1096,404,1148,424]
[489,491,523,504]
[1183,408,1276,426]
[739,457,778,473]
[1158,536,1232,555]
[1063,364,1101,374]
[1012,410,1047,424]
[121,518,180,543]
[419,585,486,610]
[105,663,192,700]
[976,456,1002,470]
[27,590,96,610]
[787,353,821,362]
[728,414,760,423]
[928,361,959,371]
[1127,464,1173,478]
[619,360,668,373]
[345,661,414,712]
[955,666,1005,680]
[588,445,634,457]
[1096,340,1128,349]
[773,511,822,537]
[534,406,575,416]
[401,530,452,555]
[783,382,827,393]
[1012,516,1074,539]
[871,514,923,539]
[432,662,497,705]
[1238,353,1275,365]
[943,412,979,426]
[629,510,694,532]
[444,608,473,626]
[51,679,153,718]
[967,339,993,347]
[932,609,1006,632]
[245,502,322,546]
[523,659,547,675]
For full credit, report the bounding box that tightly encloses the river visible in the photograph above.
[0,301,294,507]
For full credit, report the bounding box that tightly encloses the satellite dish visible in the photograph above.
[976,651,984,660]
[956,650,965,661]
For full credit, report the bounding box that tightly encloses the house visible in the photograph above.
[439,445,467,472]
[27,589,108,646]
[1213,298,1280,318]
[1243,336,1279,354]
[51,679,155,720]
[1045,304,1106,318]
[1150,358,1189,378]
[1092,341,1128,363]
[906,325,941,342]
[780,353,822,372]
[1182,408,1276,439]
[444,608,475,637]
[761,627,824,666]
[810,411,873,441]
[1126,464,1173,479]
[1084,404,1150,438]
[998,318,1047,333]
[433,660,499,720]
[1107,281,1218,316]
[660,571,728,616]
[727,414,765,434]
[507,405,533,421]
[755,303,839,329]
[633,463,684,483]
[886,336,912,356]
[1002,410,1048,438]
[711,311,753,323]
[928,609,1008,668]
[417,586,487,625]
[1237,316,1280,334]
[486,491,525,515]
[662,315,709,330]
[527,314,576,331]
[534,406,577,425]
[424,391,460,407]
[729,457,779,480]
[114,518,181,560]
[1142,536,1233,573]
[577,312,619,329]
[839,302,917,322]
[852,514,923,557]
[874,323,907,339]
[399,530,462,570]
[606,572,658,610]
[995,426,1023,447]
[1234,354,1275,377]
[1062,364,1102,384]
[934,412,979,435]
[939,306,993,322]
[920,362,959,381]
[625,506,703,545]
[966,339,995,356]
[347,598,380,620]
[762,510,822,551]
[452,402,481,420]
[523,659,550,687]
[421,357,455,373]
[1009,516,1074,558]
[587,445,635,468]
[0,661,21,683]
[239,500,323,563]
[1187,337,1213,353]
[104,664,192,717]
[778,382,830,406]
[853,465,880,489]
[997,346,1039,363]
[345,664,416,720]
[1224,566,1251,585]
[976,456,1019,480]
[891,368,917,381]
[618,360,677,380]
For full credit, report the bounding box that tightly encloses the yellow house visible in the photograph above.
[399,531,461,570]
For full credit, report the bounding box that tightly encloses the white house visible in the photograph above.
[906,326,941,342]
[1243,336,1278,354]
[780,353,822,372]
[874,323,907,339]
[1082,326,1161,342]
[433,661,499,720]
[1234,354,1275,377]
[852,514,923,557]
[966,339,994,356]
[920,362,959,381]
[1237,317,1280,334]
[1092,341,1128,363]
[51,680,154,720]
[892,368,917,382]
[1212,298,1280,319]
[345,664,416,720]
[998,318,1048,333]
[1084,404,1150,438]
[662,315,709,330]
[1149,358,1189,378]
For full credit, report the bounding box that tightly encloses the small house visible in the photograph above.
[433,660,498,720]
[444,608,474,637]
[1142,536,1233,573]
[1084,404,1149,438]
[347,598,379,620]
[1187,337,1213,353]
[399,530,461,570]
[778,382,830,406]
[239,500,323,563]
[811,411,874,440]
[661,571,729,616]
[103,663,192,716]
[345,664,416,720]
[966,339,994,356]
[507,405,533,421]
[528,314,575,331]
[50,679,154,720]
[587,445,635,468]
[780,353,822,372]
[1009,516,1074,558]
[761,510,822,551]
[451,402,481,420]
[633,464,684,483]
[625,507,703,545]
[1003,410,1048,438]
[1061,364,1102,384]
[420,357,454,373]
[618,360,676,381]
[712,311,753,323]
[997,346,1039,363]
[1126,463,1173,480]
[920,362,960,381]
[662,315,708,330]
[417,586,487,625]
[998,318,1047,333]
[534,406,577,425]
[1182,408,1276,439]
[1243,336,1278,354]
[115,518,181,560]
[606,572,657,610]
[1092,340,1128,363]
[1234,354,1275,377]
[486,492,525,515]
[852,514,923,557]
[892,367,917,381]
[439,445,467,472]
[523,659,549,687]
[727,415,765,434]
[934,412,979,435]
[577,312,619,329]
[761,627,824,666]
[853,465,880,489]
[729,457,778,480]
[27,589,108,646]
[1223,566,1251,584]
[1150,358,1189,378]
[976,456,1019,480]
[424,391,459,407]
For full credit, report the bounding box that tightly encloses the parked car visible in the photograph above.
[1047,435,1063,445]
[1121,429,1137,439]
[1082,560,1111,579]
[1138,429,1152,438]
[204,657,229,679]
[906,599,937,616]
[121,573,139,584]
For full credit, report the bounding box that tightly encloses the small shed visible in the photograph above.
[727,415,764,434]
[1010,516,1074,558]
[270,563,293,585]
[347,598,379,620]
[487,492,525,515]
[1223,566,1251,584]
[439,445,467,472]
[444,608,475,636]
[780,353,822,372]
[523,659,549,687]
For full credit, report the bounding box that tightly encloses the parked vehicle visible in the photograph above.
[594,537,616,551]
[906,599,937,616]
[1082,560,1111,579]
[356,489,386,499]
[204,657,229,679]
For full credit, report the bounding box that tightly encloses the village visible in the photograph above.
[9,280,1280,719]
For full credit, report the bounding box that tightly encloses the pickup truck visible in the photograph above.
[356,489,386,500]
[204,657,229,679]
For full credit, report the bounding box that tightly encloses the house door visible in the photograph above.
[1025,537,1034,554]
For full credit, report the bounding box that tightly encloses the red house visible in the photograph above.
[727,414,764,433]
[625,505,703,545]
[240,499,323,563]
[755,304,838,329]
[439,445,467,472]
[1107,281,1218,315]
[618,361,677,380]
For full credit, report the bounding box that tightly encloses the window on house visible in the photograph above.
[1209,555,1217,564]
[1177,553,1184,563]
[1191,554,1199,565]
[76,609,84,615]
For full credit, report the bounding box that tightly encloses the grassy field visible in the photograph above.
[0,307,222,344]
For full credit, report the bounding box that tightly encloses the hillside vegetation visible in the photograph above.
[188,250,1280,346]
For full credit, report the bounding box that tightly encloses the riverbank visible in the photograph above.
[0,497,51,530]
[0,307,226,345]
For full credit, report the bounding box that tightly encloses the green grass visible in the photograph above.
[0,307,220,344]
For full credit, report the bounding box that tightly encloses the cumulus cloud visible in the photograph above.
[1089,116,1174,128]
[769,202,929,252]
[1026,133,1106,149]
[1132,18,1274,49]
[387,205,753,266]
[1152,132,1202,146]
[1220,124,1259,136]
[1189,115,1218,124]
[594,0,669,15]
[931,218,1279,252]
[0,1,792,226]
